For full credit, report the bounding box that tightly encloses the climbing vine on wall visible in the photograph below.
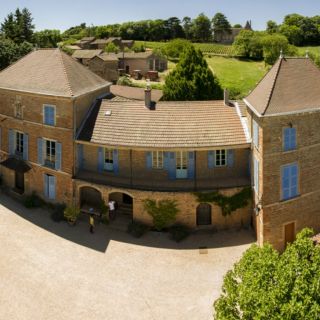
[194,187,252,216]
[143,199,179,231]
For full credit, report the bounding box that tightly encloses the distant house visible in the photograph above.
[117,52,167,76]
[110,85,163,101]
[89,38,135,50]
[75,37,96,49]
[90,39,109,50]
[214,21,252,44]
[121,40,135,49]
[72,49,102,66]
[88,53,119,83]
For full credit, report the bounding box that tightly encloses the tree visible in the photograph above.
[163,46,223,101]
[191,13,212,42]
[266,20,278,34]
[279,24,304,46]
[233,24,242,28]
[182,17,194,40]
[33,30,62,48]
[104,42,119,53]
[233,30,263,60]
[214,228,320,320]
[165,17,185,39]
[212,12,231,35]
[161,38,192,59]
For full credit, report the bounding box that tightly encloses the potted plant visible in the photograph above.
[64,206,80,226]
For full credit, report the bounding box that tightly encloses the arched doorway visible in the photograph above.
[196,203,212,226]
[108,192,133,218]
[80,186,103,211]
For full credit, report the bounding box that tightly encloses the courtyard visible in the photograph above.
[0,192,255,320]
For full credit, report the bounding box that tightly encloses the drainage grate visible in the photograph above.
[199,246,208,254]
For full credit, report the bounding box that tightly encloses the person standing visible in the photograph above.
[89,214,95,233]
[108,200,116,220]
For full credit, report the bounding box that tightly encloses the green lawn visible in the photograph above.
[206,56,268,98]
[297,46,320,57]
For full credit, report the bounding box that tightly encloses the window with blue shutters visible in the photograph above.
[43,105,56,126]
[253,156,259,195]
[283,127,297,151]
[40,139,61,170]
[253,119,259,149]
[44,174,56,200]
[152,151,163,169]
[215,149,227,166]
[281,163,299,201]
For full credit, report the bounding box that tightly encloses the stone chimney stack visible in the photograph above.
[224,89,229,106]
[145,79,152,109]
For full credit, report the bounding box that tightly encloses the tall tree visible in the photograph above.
[214,228,320,320]
[182,17,194,40]
[163,46,223,101]
[191,13,212,42]
[33,29,62,48]
[266,20,278,34]
[212,13,231,34]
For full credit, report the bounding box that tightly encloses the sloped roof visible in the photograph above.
[110,85,163,102]
[72,49,102,59]
[0,49,109,97]
[78,100,249,149]
[116,52,154,59]
[245,57,320,116]
[96,53,119,62]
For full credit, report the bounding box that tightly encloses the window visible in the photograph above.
[152,151,163,169]
[283,127,296,151]
[254,156,259,195]
[281,163,299,201]
[44,174,56,200]
[45,139,56,168]
[253,119,259,148]
[15,131,24,157]
[215,149,227,166]
[176,151,188,179]
[15,104,23,119]
[104,148,114,171]
[43,105,56,126]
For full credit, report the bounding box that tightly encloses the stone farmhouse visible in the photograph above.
[88,53,119,82]
[0,49,319,252]
[75,37,135,50]
[214,20,252,44]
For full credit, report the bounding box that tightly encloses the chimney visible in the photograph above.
[145,79,152,109]
[224,89,230,106]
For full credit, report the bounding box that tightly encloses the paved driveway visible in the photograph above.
[0,193,255,320]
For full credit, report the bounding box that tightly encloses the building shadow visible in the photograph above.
[0,192,256,253]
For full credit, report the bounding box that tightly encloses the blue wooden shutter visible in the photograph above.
[188,152,195,179]
[44,174,49,198]
[113,149,119,174]
[37,138,43,164]
[48,175,56,200]
[55,142,62,170]
[290,128,297,150]
[283,128,290,151]
[208,151,215,169]
[164,152,170,170]
[23,133,29,161]
[168,152,176,180]
[98,147,104,172]
[227,150,234,167]
[282,166,290,200]
[146,151,152,169]
[77,144,84,169]
[44,106,49,124]
[290,164,298,197]
[44,106,55,126]
[9,129,14,155]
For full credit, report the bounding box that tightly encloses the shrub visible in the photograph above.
[117,76,132,86]
[168,224,191,242]
[127,221,149,238]
[24,192,43,208]
[64,206,81,224]
[143,199,179,231]
[50,203,66,222]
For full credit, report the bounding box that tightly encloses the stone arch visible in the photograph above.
[196,203,212,226]
[108,191,134,218]
[79,186,103,209]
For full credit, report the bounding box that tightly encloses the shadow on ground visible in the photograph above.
[0,192,256,253]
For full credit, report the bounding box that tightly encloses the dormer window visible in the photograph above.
[14,96,23,119]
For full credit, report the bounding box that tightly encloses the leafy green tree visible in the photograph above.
[164,17,185,39]
[214,228,320,320]
[233,30,263,60]
[104,42,119,53]
[212,12,231,35]
[182,17,194,40]
[191,13,212,42]
[161,38,192,59]
[233,24,242,28]
[33,30,62,48]
[163,46,223,101]
[266,20,278,34]
[279,24,304,46]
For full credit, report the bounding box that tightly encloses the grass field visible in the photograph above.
[297,46,320,57]
[206,57,268,98]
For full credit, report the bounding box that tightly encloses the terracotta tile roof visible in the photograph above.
[245,57,320,116]
[116,52,154,59]
[72,49,102,59]
[0,49,109,97]
[110,85,163,102]
[78,100,249,149]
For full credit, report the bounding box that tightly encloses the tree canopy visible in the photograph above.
[214,228,320,320]
[163,45,223,101]
[212,12,231,34]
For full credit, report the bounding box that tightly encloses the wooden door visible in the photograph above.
[284,222,295,246]
[15,171,24,192]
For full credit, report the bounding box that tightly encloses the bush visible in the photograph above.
[50,203,66,222]
[24,192,43,208]
[117,76,132,86]
[64,206,81,224]
[168,224,191,242]
[127,221,149,238]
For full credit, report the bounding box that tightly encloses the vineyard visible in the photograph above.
[136,41,236,57]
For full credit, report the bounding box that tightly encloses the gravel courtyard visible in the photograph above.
[0,193,255,320]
